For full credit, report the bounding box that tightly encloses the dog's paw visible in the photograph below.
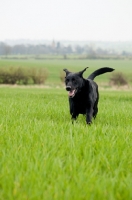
[87,122,92,125]
[72,118,76,124]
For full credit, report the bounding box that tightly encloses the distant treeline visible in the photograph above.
[0,41,132,58]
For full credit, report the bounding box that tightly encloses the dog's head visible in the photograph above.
[63,67,88,98]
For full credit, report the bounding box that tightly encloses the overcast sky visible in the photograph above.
[0,0,132,41]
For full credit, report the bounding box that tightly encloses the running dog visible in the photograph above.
[63,67,114,124]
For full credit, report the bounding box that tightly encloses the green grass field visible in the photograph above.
[0,59,132,85]
[0,87,132,200]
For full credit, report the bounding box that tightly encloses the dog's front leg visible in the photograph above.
[86,106,93,125]
[71,113,78,123]
[69,100,78,123]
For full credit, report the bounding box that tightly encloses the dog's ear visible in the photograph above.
[77,67,89,77]
[63,69,70,76]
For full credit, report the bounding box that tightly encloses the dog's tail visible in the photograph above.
[88,67,114,80]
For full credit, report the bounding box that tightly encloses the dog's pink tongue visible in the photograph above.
[68,90,75,97]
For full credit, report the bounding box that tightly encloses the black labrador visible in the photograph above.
[63,67,114,124]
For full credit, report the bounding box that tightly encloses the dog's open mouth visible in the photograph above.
[68,89,77,98]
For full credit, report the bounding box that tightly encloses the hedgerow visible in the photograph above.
[0,67,48,85]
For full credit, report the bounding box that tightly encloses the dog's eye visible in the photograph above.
[72,78,76,83]
[66,79,69,82]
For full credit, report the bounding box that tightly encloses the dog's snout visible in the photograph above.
[66,86,71,91]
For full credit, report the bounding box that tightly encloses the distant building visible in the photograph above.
[51,40,55,49]
[56,42,60,49]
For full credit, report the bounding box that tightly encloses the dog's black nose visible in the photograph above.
[66,86,71,91]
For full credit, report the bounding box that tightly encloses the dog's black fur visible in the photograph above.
[63,67,114,124]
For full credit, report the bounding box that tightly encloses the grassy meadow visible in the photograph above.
[0,58,132,199]
[0,58,132,85]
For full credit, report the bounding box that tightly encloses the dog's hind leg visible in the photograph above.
[93,88,99,119]
[93,100,98,119]
[93,106,98,119]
